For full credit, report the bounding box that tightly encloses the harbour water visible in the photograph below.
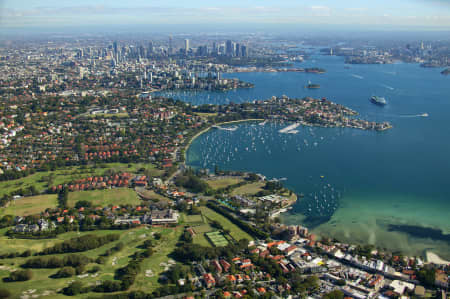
[175,54,450,259]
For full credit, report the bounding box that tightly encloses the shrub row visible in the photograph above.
[206,201,269,239]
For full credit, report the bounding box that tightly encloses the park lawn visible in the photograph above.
[0,194,58,217]
[67,188,141,207]
[200,206,253,242]
[231,182,265,197]
[206,177,243,190]
[86,112,129,118]
[192,224,213,247]
[194,112,218,118]
[193,233,212,247]
[137,189,171,202]
[130,226,182,293]
[183,214,204,225]
[0,162,161,198]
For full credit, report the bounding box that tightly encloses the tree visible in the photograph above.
[54,267,76,278]
[0,288,11,298]
[63,281,83,296]
[75,200,92,209]
[416,266,436,287]
[4,269,33,282]
[322,290,344,299]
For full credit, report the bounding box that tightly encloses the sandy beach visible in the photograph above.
[426,251,450,265]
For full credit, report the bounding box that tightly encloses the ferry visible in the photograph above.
[305,80,320,89]
[370,96,387,106]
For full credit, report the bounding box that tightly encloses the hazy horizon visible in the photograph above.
[1,0,450,37]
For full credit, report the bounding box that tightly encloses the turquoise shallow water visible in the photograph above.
[167,54,450,258]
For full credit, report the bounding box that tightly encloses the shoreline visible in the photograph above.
[183,118,264,163]
[426,251,450,265]
[183,119,441,261]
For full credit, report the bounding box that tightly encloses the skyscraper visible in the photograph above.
[148,41,154,54]
[184,39,190,55]
[226,40,233,57]
[241,45,248,57]
[168,36,173,55]
[113,41,118,55]
[235,43,241,57]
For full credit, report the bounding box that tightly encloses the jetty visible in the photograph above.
[279,123,300,134]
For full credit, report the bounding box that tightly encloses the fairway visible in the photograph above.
[130,227,182,293]
[206,177,243,190]
[0,194,58,216]
[68,188,141,207]
[0,226,179,298]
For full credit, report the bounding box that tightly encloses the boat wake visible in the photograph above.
[381,84,395,90]
[351,74,364,79]
[399,113,429,118]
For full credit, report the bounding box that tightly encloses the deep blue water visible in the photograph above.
[164,54,450,256]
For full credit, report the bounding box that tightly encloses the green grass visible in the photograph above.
[0,194,58,216]
[136,189,172,202]
[130,227,182,293]
[0,229,130,298]
[0,228,123,255]
[192,224,212,234]
[67,188,141,207]
[0,163,161,199]
[231,182,265,197]
[205,231,229,247]
[183,214,204,224]
[86,112,129,118]
[193,112,218,117]
[200,206,253,242]
[206,177,243,190]
[0,227,176,298]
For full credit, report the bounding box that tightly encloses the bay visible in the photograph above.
[163,54,450,259]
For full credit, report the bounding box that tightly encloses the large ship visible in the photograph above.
[370,96,387,106]
[305,80,320,89]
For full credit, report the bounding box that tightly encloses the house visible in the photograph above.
[29,224,39,232]
[257,287,266,295]
[220,259,231,272]
[38,219,49,231]
[211,260,222,273]
[389,280,414,295]
[414,286,426,297]
[227,275,237,284]
[203,273,216,288]
[14,224,28,233]
[284,245,298,256]
[149,209,179,225]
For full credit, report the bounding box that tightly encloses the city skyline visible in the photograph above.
[1,0,450,32]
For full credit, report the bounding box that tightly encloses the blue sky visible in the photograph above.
[1,0,449,30]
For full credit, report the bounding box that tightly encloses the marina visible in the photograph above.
[185,53,450,259]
